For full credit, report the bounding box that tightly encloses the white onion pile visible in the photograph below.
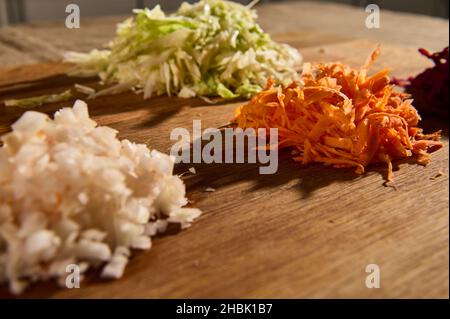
[0,100,201,294]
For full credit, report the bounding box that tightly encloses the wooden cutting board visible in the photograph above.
[0,37,448,298]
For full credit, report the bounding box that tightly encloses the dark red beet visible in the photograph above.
[393,47,449,119]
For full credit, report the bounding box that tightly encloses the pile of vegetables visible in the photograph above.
[393,47,448,119]
[65,0,301,100]
[0,101,201,294]
[233,48,443,182]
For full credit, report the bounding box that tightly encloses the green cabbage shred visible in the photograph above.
[4,90,73,109]
[65,0,301,100]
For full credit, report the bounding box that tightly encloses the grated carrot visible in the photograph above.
[232,47,443,182]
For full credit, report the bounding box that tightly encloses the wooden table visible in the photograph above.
[0,2,448,298]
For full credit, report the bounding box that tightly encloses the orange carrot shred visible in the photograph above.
[232,48,443,182]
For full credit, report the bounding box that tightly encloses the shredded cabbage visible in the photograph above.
[4,90,73,108]
[65,0,301,100]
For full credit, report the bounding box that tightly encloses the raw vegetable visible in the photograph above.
[4,90,73,109]
[392,47,449,119]
[0,100,201,294]
[74,83,96,96]
[233,48,443,182]
[65,0,301,100]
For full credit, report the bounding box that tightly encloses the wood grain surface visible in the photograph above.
[0,2,448,298]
